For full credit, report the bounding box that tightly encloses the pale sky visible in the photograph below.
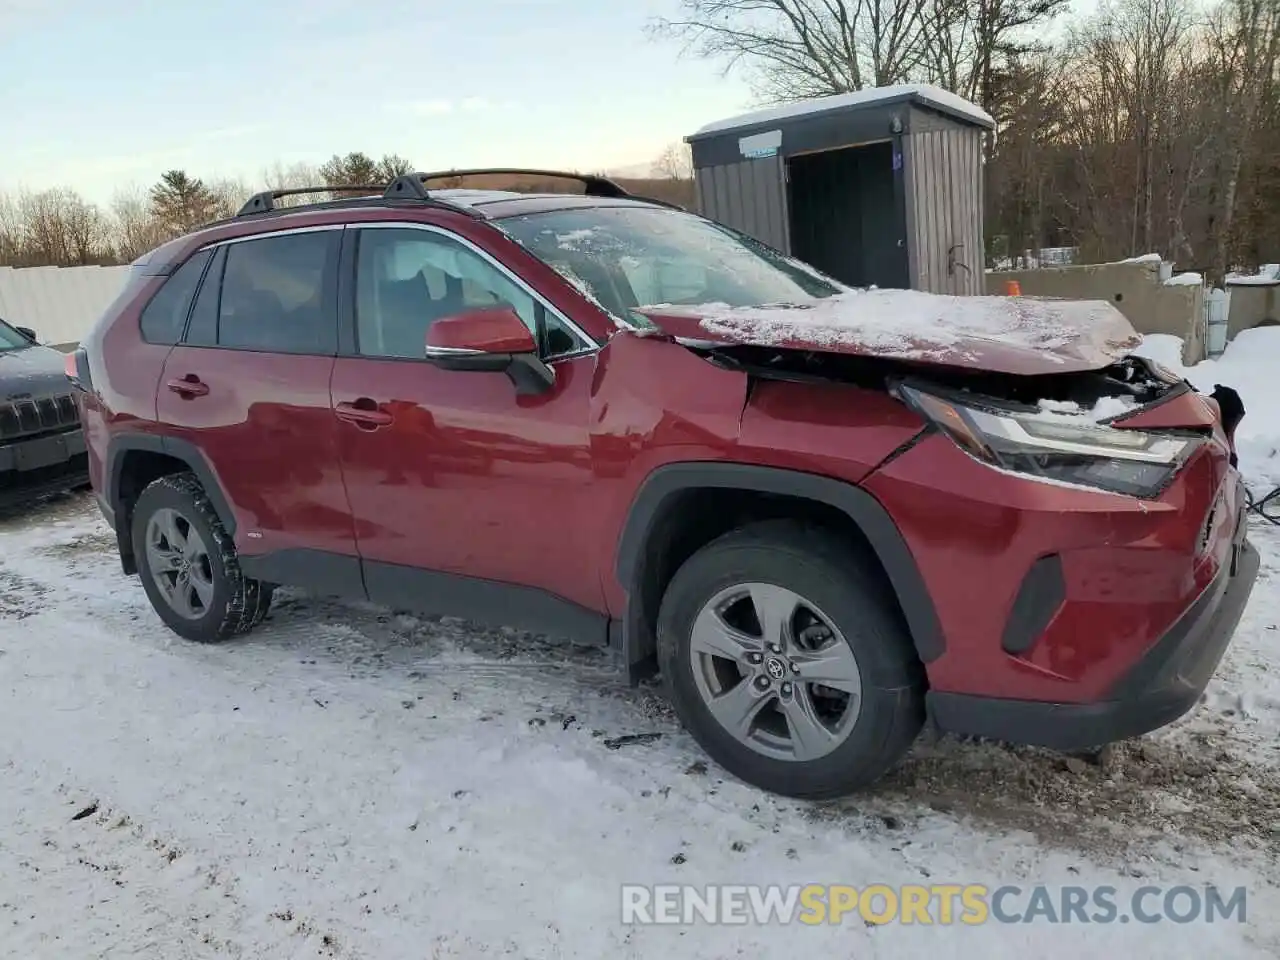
[0,0,756,205]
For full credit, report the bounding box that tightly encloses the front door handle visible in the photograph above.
[166,375,209,398]
[335,399,393,429]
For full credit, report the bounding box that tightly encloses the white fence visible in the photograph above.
[0,264,131,347]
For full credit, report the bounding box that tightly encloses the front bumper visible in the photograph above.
[0,427,89,508]
[928,511,1260,751]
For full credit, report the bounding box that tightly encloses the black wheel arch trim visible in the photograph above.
[105,433,237,536]
[615,461,945,665]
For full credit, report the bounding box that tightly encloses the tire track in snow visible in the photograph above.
[0,757,356,959]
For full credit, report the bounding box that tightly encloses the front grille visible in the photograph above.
[0,394,79,440]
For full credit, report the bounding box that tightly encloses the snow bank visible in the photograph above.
[1165,272,1204,286]
[1121,253,1163,264]
[1226,264,1280,286]
[1133,332,1187,370]
[1134,329,1280,487]
[691,83,994,136]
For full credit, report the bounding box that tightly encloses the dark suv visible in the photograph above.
[1,317,88,507]
[70,170,1259,798]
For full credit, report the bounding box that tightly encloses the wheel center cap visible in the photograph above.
[765,657,787,680]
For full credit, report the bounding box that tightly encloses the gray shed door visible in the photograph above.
[694,155,790,255]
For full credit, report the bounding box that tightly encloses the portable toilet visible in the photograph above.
[684,84,994,295]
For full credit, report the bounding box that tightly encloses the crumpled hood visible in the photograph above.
[633,290,1143,376]
[0,343,72,400]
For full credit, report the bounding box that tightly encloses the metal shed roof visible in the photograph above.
[687,83,995,142]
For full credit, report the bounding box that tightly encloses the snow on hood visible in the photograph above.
[633,290,1143,375]
[690,83,995,136]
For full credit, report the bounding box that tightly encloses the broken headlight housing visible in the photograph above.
[896,383,1203,498]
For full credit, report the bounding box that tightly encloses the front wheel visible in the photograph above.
[131,472,273,643]
[656,520,925,799]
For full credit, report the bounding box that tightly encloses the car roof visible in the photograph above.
[135,181,686,274]
[381,188,675,220]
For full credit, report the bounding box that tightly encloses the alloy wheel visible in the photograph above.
[145,507,215,620]
[688,582,863,762]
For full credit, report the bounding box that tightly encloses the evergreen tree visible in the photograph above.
[320,152,416,198]
[149,170,220,233]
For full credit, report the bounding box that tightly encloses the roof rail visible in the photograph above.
[236,185,384,217]
[391,168,635,199]
[229,168,685,224]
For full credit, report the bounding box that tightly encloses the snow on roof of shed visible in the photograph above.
[688,83,995,140]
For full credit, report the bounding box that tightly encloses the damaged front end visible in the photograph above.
[694,342,1241,500]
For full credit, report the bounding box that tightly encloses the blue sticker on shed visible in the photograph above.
[738,129,783,160]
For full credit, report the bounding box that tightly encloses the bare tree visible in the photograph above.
[1159,45,1219,263]
[0,193,23,265]
[258,161,326,207]
[1063,0,1193,258]
[650,0,928,99]
[1204,0,1280,281]
[111,186,173,263]
[62,193,113,264]
[376,154,415,180]
[984,52,1069,262]
[15,188,111,266]
[651,0,1067,109]
[653,142,694,179]
[921,0,1071,115]
[207,177,253,219]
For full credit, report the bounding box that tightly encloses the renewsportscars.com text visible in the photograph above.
[621,883,1248,926]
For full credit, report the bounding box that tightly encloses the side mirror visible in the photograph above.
[15,326,37,342]
[424,305,555,395]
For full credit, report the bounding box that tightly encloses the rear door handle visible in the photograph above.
[335,399,393,429]
[166,375,209,398]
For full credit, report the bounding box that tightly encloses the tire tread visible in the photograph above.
[132,471,273,642]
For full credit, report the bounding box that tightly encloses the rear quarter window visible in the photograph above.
[139,249,213,345]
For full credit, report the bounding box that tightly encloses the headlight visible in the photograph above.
[897,383,1203,498]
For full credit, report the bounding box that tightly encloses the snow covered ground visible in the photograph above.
[4,334,1280,958]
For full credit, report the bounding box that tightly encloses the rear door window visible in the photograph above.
[210,230,339,355]
[139,248,213,344]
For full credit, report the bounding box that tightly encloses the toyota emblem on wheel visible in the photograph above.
[765,657,787,680]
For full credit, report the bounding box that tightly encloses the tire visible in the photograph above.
[656,519,925,799]
[130,472,274,643]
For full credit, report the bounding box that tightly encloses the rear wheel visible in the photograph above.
[656,520,925,799]
[131,472,273,642]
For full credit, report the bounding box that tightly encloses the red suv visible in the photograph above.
[70,170,1259,799]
